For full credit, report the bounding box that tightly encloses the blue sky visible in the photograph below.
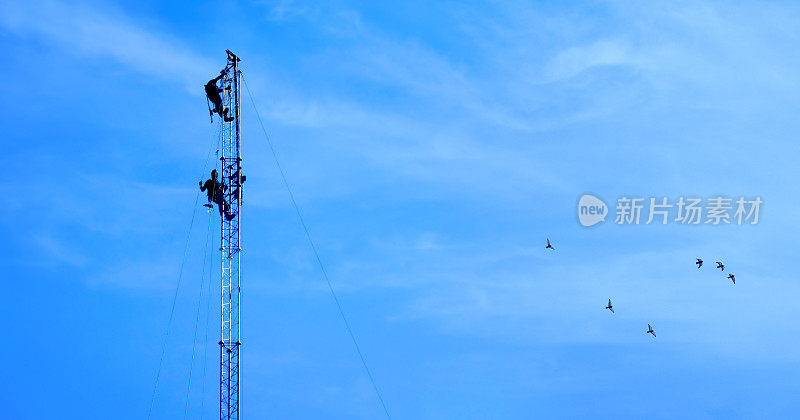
[2,0,800,418]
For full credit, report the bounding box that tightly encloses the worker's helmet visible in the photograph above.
[211,169,218,178]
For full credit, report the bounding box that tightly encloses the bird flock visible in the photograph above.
[696,258,735,284]
[545,239,740,339]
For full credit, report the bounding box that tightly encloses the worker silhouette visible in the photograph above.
[205,71,234,123]
[200,169,236,220]
[230,167,246,205]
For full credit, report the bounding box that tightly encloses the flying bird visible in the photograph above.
[696,258,703,268]
[605,299,614,313]
[716,261,725,271]
[646,324,656,337]
[728,274,735,284]
[545,239,554,250]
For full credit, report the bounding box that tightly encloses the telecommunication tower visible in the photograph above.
[216,50,242,420]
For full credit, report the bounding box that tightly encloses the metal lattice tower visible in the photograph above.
[217,50,242,420]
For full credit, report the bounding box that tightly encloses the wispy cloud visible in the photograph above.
[0,0,216,92]
[258,0,320,21]
[31,233,88,268]
[380,237,800,360]
[544,39,640,81]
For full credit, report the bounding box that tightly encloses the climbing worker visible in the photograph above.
[230,166,246,205]
[199,169,236,220]
[205,71,234,123]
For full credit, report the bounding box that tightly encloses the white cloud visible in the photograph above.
[0,0,216,92]
[32,233,88,268]
[544,40,640,81]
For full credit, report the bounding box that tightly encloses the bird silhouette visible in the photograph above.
[646,324,656,337]
[716,261,724,271]
[728,274,735,284]
[545,239,554,250]
[605,299,614,313]
[696,258,703,268]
